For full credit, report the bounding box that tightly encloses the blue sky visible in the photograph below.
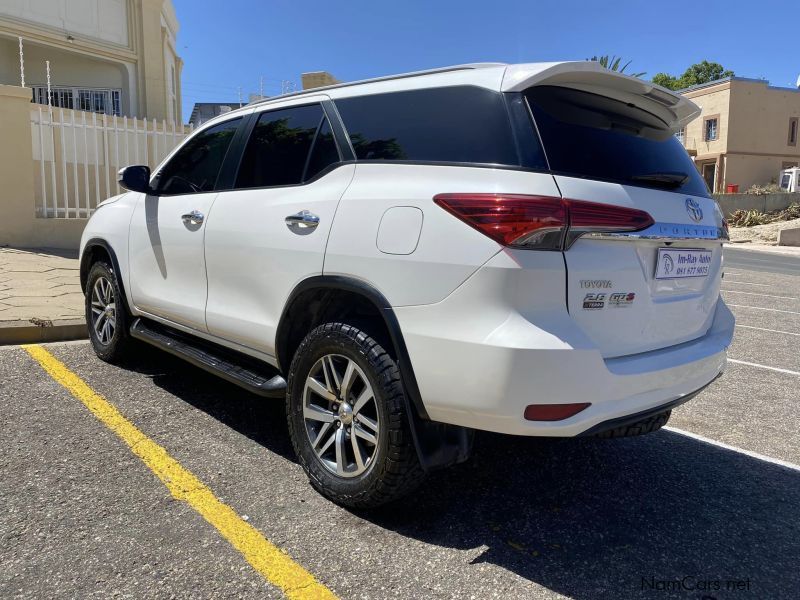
[175,0,799,123]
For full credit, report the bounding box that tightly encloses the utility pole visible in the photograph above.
[259,75,264,99]
[238,86,242,107]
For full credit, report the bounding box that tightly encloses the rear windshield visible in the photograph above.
[525,86,709,197]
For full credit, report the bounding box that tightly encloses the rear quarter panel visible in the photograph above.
[324,164,562,306]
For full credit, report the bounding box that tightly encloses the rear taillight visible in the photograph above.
[565,198,655,248]
[433,194,566,249]
[433,194,654,250]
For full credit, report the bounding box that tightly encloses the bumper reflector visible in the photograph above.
[524,403,591,421]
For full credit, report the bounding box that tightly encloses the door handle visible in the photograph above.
[285,210,320,228]
[181,210,204,225]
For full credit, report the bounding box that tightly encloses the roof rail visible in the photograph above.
[247,63,507,107]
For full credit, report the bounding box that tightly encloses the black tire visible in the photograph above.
[286,322,425,508]
[84,260,134,363]
[594,410,671,439]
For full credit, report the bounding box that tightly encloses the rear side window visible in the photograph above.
[305,118,339,181]
[334,86,519,165]
[156,118,241,195]
[236,104,339,188]
[525,86,709,197]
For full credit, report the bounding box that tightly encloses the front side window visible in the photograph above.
[235,104,339,188]
[334,86,520,165]
[704,118,718,141]
[155,118,241,195]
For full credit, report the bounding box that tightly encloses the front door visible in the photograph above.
[204,100,353,356]
[702,163,716,193]
[128,116,242,330]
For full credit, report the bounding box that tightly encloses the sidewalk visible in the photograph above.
[0,247,86,344]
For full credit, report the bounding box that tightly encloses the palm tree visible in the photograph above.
[588,55,645,78]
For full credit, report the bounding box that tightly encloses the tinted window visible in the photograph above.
[335,87,519,165]
[305,118,339,180]
[525,86,708,197]
[156,118,240,195]
[236,104,338,188]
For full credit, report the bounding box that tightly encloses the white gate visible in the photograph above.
[31,106,193,218]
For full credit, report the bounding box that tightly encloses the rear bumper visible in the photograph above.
[577,373,720,437]
[394,252,734,437]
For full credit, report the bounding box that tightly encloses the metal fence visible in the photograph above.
[31,106,193,218]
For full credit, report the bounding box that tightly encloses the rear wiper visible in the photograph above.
[630,171,689,188]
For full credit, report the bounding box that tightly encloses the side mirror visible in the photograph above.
[118,165,153,194]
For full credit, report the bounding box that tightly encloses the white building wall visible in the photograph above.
[0,0,129,46]
[0,0,180,122]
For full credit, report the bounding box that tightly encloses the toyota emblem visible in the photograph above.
[685,198,703,223]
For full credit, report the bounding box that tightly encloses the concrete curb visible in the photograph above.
[0,319,87,346]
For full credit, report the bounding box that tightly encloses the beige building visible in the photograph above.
[679,77,800,193]
[0,0,183,123]
[301,71,340,90]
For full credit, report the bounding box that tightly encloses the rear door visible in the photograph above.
[525,85,725,358]
[203,98,354,356]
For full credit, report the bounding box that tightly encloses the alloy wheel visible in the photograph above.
[303,354,380,478]
[90,276,116,345]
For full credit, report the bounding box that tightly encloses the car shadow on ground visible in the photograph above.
[124,349,298,462]
[372,432,800,599]
[134,354,799,599]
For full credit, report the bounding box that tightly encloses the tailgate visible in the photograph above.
[558,177,724,358]
[520,76,725,358]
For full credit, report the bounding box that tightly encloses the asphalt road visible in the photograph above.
[2,259,799,599]
[723,246,800,276]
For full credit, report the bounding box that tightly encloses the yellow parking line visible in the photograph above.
[23,344,337,600]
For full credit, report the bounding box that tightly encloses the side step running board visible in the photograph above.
[130,318,286,398]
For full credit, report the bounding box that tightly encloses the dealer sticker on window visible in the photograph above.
[655,248,712,279]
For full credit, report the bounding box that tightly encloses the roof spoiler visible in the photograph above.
[502,61,700,129]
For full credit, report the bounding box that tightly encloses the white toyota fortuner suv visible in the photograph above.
[79,62,734,508]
